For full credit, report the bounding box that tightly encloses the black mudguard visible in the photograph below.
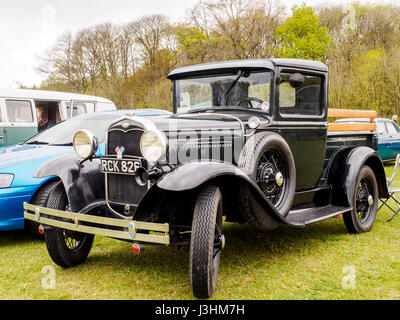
[336,147,389,206]
[34,154,105,213]
[156,161,294,228]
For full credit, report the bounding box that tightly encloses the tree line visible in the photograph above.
[37,0,400,116]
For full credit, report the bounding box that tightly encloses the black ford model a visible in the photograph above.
[24,59,389,298]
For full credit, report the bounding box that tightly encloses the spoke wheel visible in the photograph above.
[343,166,378,234]
[238,132,296,221]
[355,179,374,223]
[63,230,88,251]
[256,148,288,208]
[43,181,94,268]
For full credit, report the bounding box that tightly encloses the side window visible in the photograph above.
[386,122,399,134]
[65,102,93,118]
[72,102,93,117]
[6,100,34,123]
[279,73,323,116]
[376,122,387,134]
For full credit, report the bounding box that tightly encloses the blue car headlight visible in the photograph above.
[0,174,14,188]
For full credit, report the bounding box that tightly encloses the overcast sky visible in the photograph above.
[0,0,398,88]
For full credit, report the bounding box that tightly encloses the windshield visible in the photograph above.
[175,70,272,114]
[25,113,121,145]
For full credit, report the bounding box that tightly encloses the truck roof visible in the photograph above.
[168,58,328,79]
[0,88,114,103]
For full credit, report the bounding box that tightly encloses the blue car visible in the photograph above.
[0,109,170,231]
[335,117,400,162]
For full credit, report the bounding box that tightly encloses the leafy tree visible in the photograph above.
[275,5,333,61]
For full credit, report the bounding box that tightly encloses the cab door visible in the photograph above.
[276,69,328,191]
[3,99,38,146]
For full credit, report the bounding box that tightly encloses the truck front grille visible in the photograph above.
[106,120,147,208]
[107,129,143,157]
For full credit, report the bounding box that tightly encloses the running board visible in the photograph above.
[286,205,352,226]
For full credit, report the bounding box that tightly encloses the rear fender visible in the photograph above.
[34,154,104,213]
[337,147,389,206]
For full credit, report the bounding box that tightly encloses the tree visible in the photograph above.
[180,0,285,62]
[275,5,333,61]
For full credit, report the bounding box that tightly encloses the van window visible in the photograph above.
[66,102,93,118]
[72,102,89,116]
[6,100,34,123]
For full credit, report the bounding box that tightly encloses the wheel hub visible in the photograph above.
[220,234,226,250]
[275,172,284,187]
[256,151,287,206]
[368,194,374,207]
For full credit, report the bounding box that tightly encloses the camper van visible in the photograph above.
[0,89,116,146]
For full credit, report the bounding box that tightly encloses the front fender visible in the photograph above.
[343,147,389,205]
[157,161,297,227]
[34,154,104,212]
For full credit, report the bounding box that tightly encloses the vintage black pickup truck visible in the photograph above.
[24,58,389,298]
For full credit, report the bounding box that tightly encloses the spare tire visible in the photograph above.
[238,132,296,218]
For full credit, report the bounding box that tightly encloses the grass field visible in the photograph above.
[1,165,400,300]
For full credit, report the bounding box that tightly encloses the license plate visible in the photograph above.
[100,158,142,175]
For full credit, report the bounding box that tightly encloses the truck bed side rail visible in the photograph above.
[328,109,377,132]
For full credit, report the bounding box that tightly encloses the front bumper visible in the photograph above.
[23,203,170,245]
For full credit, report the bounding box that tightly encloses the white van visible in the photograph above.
[0,89,116,146]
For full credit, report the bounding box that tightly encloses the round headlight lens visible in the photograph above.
[140,130,166,163]
[73,130,98,159]
[248,116,261,129]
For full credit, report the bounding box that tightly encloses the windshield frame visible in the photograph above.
[172,68,275,116]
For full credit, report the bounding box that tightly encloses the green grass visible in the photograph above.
[1,165,400,300]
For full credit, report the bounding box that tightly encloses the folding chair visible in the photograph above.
[378,154,400,222]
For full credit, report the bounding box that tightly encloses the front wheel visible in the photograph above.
[190,185,224,298]
[43,182,94,268]
[343,166,378,234]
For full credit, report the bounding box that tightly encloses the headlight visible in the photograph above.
[248,116,261,129]
[0,174,14,188]
[140,130,167,163]
[73,130,98,159]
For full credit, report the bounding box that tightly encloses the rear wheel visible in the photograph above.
[44,182,94,268]
[190,185,224,299]
[343,166,378,234]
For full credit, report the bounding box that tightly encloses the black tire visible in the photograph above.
[44,181,94,268]
[238,132,296,217]
[25,180,60,238]
[190,185,224,299]
[343,166,378,234]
